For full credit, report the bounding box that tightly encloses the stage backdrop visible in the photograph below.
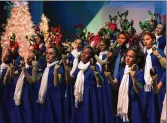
[43,1,105,40]
[28,1,166,40]
[86,1,156,34]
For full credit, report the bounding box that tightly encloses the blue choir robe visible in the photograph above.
[157,71,166,117]
[12,67,35,123]
[64,52,76,123]
[116,68,145,123]
[141,48,166,123]
[110,46,127,122]
[96,53,113,123]
[0,83,4,123]
[0,67,11,123]
[71,67,100,123]
[156,36,166,51]
[39,65,65,123]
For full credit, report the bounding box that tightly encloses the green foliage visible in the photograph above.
[4,1,15,19]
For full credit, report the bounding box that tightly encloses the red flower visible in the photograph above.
[55,34,62,47]
[51,27,57,33]
[79,24,83,28]
[73,24,83,29]
[90,34,100,47]
[73,25,78,29]
[32,43,40,51]
[51,26,61,34]
[108,22,117,31]
[57,25,61,33]
[10,41,19,49]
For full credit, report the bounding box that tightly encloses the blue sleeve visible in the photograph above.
[38,56,46,68]
[15,56,21,66]
[136,70,145,86]
[160,72,166,86]
[13,65,22,74]
[130,70,145,99]
[95,64,101,73]
[0,69,7,82]
[90,71,97,85]
[67,53,74,62]
[17,67,22,74]
[58,66,65,74]
[158,49,166,58]
[116,68,124,84]
[102,54,107,60]
[159,37,166,51]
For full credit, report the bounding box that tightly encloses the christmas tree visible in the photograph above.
[1,1,35,58]
[39,14,50,43]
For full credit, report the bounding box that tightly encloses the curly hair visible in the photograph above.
[142,31,156,40]
[117,31,130,44]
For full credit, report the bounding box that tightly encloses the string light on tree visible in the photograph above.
[39,14,50,43]
[1,1,35,58]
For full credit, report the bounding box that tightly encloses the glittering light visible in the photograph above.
[1,3,35,58]
[39,14,50,43]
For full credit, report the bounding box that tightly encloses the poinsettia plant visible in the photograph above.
[9,33,19,50]
[73,24,87,40]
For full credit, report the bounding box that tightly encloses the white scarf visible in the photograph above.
[14,64,30,106]
[117,65,131,122]
[144,48,153,92]
[74,61,90,107]
[96,51,107,72]
[0,63,9,73]
[0,63,9,80]
[161,93,166,123]
[38,61,59,104]
[70,49,81,77]
[155,33,163,48]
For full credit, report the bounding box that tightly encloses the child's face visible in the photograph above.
[143,35,154,49]
[74,39,82,51]
[26,52,35,65]
[125,50,136,67]
[80,48,91,64]
[117,34,127,46]
[99,41,106,52]
[155,24,164,36]
[46,48,56,64]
